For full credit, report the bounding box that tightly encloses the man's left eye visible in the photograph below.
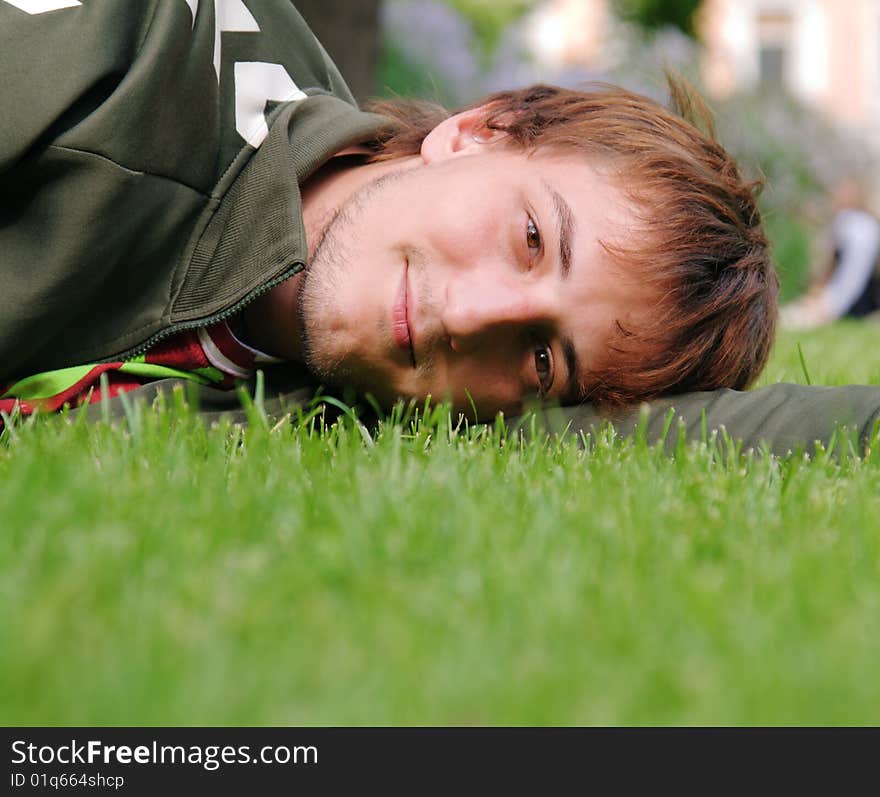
[526,216,541,254]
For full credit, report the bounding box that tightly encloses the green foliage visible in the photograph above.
[613,0,703,38]
[375,39,454,103]
[3,325,880,724]
[447,0,532,60]
[763,210,813,303]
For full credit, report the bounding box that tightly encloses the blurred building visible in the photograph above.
[525,0,609,70]
[520,0,880,202]
[527,0,879,133]
[700,0,880,147]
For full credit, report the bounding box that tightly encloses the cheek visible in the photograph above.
[438,355,524,413]
[408,181,514,263]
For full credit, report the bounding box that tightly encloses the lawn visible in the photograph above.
[2,323,879,725]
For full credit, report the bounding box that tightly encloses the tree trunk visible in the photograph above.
[296,0,381,104]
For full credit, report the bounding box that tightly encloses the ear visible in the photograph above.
[420,104,507,164]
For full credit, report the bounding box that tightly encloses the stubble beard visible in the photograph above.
[296,200,352,386]
[296,168,436,401]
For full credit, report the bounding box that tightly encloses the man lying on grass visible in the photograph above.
[4,0,877,454]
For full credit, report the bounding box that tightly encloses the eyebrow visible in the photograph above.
[543,180,575,280]
[542,180,581,399]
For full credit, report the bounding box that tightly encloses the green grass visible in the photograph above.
[764,210,814,304]
[2,324,880,725]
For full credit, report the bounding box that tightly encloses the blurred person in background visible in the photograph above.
[781,177,880,329]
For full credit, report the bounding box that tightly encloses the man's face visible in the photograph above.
[298,143,642,418]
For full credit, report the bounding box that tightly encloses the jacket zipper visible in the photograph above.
[107,262,305,363]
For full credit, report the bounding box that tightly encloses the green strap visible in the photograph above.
[3,362,224,401]
[2,364,98,401]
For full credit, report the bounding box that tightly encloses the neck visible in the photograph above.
[241,150,420,361]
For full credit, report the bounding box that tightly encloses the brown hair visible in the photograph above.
[365,80,778,409]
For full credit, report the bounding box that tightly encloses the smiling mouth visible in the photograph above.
[392,258,417,368]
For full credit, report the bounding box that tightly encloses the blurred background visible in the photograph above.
[298,0,880,302]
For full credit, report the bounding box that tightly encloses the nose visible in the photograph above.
[442,274,552,352]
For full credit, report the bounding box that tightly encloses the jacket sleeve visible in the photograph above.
[0,0,150,174]
[521,383,880,457]
[0,0,354,182]
[0,0,351,382]
[0,0,205,382]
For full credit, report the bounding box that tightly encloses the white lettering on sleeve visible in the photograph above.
[234,61,306,148]
[213,0,259,80]
[2,0,81,12]
[188,0,307,149]
[188,0,260,79]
